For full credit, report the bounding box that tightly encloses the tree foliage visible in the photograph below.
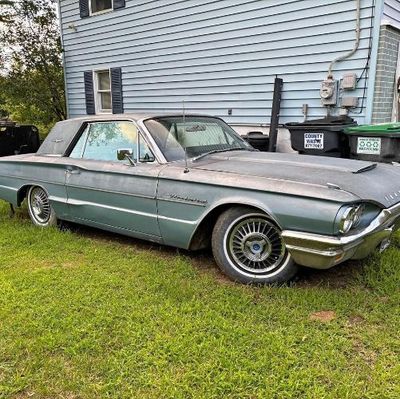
[0,1,13,23]
[0,0,66,132]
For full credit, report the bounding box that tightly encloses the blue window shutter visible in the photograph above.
[84,71,96,115]
[79,0,89,18]
[113,0,125,10]
[111,68,124,114]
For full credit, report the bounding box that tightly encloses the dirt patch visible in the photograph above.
[309,310,336,322]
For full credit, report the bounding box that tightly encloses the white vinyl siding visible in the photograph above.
[61,0,376,124]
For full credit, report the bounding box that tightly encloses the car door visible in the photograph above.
[64,120,162,241]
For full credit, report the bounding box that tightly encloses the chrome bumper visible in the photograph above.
[282,202,400,269]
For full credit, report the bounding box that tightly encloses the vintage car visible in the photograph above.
[0,114,399,284]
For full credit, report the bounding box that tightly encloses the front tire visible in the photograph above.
[27,186,57,227]
[212,207,297,284]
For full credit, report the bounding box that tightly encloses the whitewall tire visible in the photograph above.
[27,186,57,227]
[212,207,298,284]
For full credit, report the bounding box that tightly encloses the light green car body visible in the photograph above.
[0,114,399,270]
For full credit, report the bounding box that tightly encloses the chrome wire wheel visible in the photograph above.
[28,186,52,225]
[226,215,286,275]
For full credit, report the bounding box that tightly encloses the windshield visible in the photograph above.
[144,116,252,161]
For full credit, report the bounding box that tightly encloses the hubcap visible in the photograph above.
[227,216,286,274]
[30,187,51,224]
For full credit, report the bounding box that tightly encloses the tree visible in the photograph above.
[0,1,13,23]
[0,0,66,131]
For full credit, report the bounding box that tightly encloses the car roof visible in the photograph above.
[36,113,221,156]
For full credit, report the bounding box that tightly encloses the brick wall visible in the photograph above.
[372,25,400,123]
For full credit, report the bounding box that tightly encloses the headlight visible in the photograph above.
[338,204,364,234]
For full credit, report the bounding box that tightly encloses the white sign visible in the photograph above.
[357,137,381,155]
[304,133,324,149]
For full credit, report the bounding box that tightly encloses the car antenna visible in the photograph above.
[183,100,190,173]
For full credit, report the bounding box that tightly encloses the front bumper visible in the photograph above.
[282,202,400,269]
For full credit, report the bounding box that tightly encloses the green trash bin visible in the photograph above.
[344,123,400,163]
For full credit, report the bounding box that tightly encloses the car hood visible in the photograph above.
[191,151,400,208]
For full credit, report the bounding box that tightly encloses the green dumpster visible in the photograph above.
[344,123,400,163]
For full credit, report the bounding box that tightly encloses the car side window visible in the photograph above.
[84,122,137,161]
[69,121,155,163]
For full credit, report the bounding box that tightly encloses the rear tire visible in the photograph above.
[27,186,57,227]
[212,207,298,284]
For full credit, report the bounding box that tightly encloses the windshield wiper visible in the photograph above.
[192,147,252,162]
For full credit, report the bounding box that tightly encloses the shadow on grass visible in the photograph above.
[56,219,370,289]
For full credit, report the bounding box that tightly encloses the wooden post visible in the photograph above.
[268,77,284,152]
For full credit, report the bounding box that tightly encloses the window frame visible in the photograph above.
[94,69,112,114]
[69,124,91,159]
[66,120,158,165]
[89,0,114,16]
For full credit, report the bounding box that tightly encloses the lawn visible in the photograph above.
[0,201,399,399]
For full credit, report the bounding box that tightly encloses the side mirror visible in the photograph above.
[117,148,136,166]
[117,148,133,161]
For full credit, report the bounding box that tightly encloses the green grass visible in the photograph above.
[0,201,399,399]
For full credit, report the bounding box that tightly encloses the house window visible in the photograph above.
[84,68,123,115]
[90,0,113,14]
[80,0,125,18]
[95,70,112,113]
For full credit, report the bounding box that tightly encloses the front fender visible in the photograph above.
[157,176,342,249]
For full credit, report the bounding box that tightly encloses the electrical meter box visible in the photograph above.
[341,73,357,90]
[320,79,338,106]
[341,96,358,108]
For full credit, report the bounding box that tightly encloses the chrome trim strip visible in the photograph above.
[68,198,158,219]
[48,195,67,204]
[67,198,197,225]
[284,245,342,258]
[0,185,18,191]
[159,215,197,225]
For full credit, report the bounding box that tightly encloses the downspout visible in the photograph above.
[56,0,70,119]
[327,0,361,79]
